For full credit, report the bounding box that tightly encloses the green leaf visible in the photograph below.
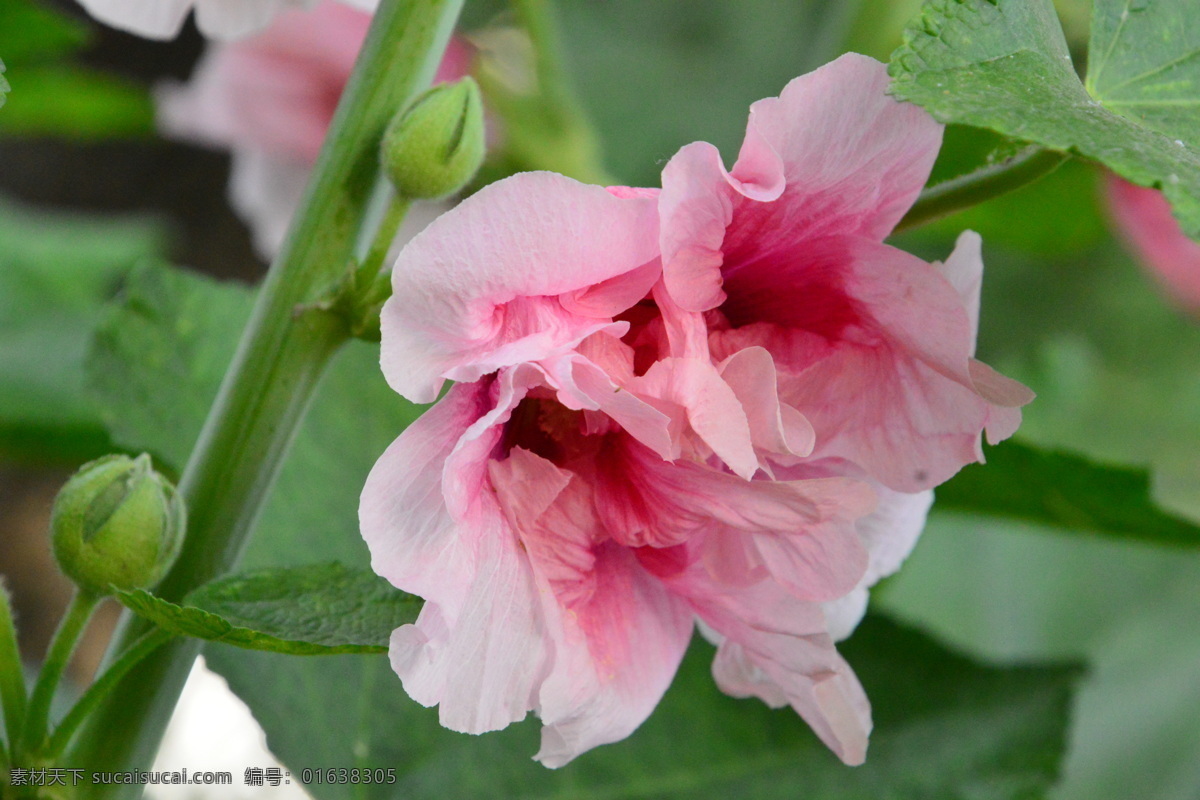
[87,259,1080,798]
[889,0,1200,237]
[86,263,255,473]
[115,564,420,655]
[0,196,166,464]
[0,66,154,140]
[937,440,1200,548]
[1086,0,1200,144]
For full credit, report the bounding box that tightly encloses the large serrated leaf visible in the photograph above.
[889,0,1200,237]
[116,564,421,655]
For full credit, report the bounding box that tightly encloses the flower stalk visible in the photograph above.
[896,146,1069,232]
[64,0,466,789]
[17,589,99,760]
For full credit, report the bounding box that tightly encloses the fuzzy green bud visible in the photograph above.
[50,454,185,596]
[381,77,485,200]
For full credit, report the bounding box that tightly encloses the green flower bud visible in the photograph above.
[50,454,185,596]
[381,77,485,201]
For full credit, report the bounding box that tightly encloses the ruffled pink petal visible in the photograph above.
[821,486,933,641]
[715,236,1031,492]
[596,439,872,602]
[629,357,759,479]
[488,449,693,767]
[362,376,552,734]
[382,172,660,403]
[360,380,483,600]
[658,142,737,312]
[658,54,942,313]
[388,504,549,734]
[541,352,678,461]
[717,346,815,462]
[726,54,942,251]
[667,558,872,765]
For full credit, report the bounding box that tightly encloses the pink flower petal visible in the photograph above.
[363,377,553,734]
[359,381,482,600]
[488,449,693,767]
[389,508,549,734]
[821,486,933,641]
[382,172,660,403]
[1107,175,1200,313]
[596,439,872,601]
[714,237,1030,491]
[670,559,872,765]
[717,345,816,462]
[630,357,759,479]
[658,54,943,313]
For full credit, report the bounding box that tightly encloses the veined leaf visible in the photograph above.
[116,564,421,655]
[889,0,1200,237]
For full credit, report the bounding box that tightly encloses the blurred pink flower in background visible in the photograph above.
[74,0,378,40]
[156,0,471,257]
[361,54,1032,768]
[1106,176,1200,315]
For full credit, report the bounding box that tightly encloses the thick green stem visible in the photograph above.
[0,581,26,763]
[896,146,1069,232]
[44,629,172,761]
[64,0,465,789]
[17,590,98,759]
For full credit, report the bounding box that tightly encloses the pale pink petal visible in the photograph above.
[388,504,549,734]
[75,0,196,39]
[536,539,692,767]
[488,449,693,767]
[541,352,677,461]
[596,439,872,601]
[667,560,872,765]
[224,151,311,259]
[382,172,660,403]
[658,142,736,311]
[933,233,1038,430]
[359,381,480,600]
[715,237,1030,492]
[361,378,552,734]
[821,487,933,641]
[559,260,661,320]
[193,0,308,39]
[717,346,815,461]
[722,54,943,258]
[1107,176,1200,313]
[441,364,547,522]
[658,54,942,312]
[933,230,984,348]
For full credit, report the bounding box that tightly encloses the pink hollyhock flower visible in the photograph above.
[157,1,471,257]
[74,0,376,40]
[361,54,1031,767]
[1106,176,1200,315]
